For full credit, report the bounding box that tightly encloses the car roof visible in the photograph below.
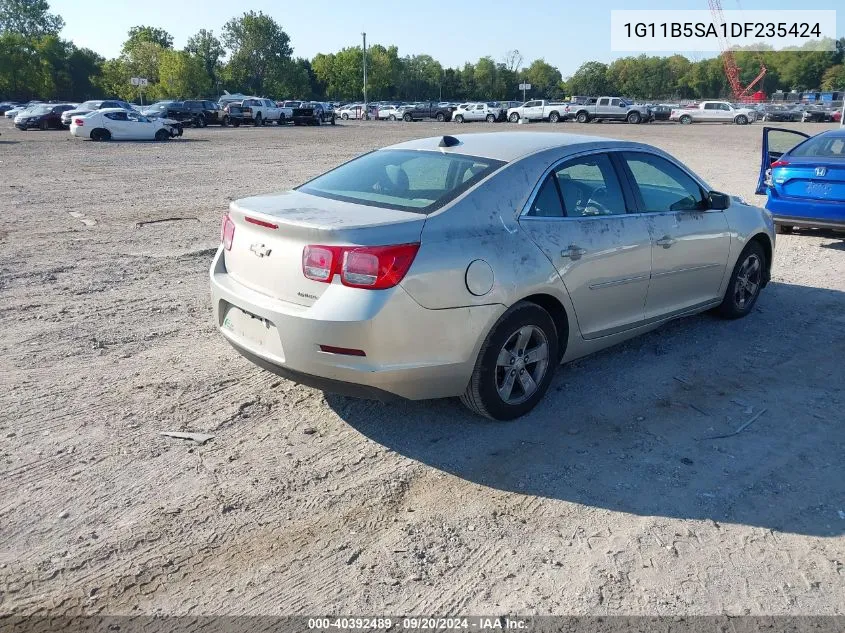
[385,132,625,162]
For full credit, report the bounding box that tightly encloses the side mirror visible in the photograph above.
[708,191,731,210]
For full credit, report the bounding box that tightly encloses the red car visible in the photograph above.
[15,103,76,130]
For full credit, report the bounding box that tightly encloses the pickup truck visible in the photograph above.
[292,102,336,126]
[398,102,455,122]
[670,101,755,125]
[507,100,568,123]
[566,97,652,124]
[240,97,285,125]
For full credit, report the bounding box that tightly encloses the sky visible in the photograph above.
[50,0,844,77]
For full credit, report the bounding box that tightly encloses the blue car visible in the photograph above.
[756,126,845,233]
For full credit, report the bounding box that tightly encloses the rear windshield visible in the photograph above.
[790,135,845,158]
[297,149,505,214]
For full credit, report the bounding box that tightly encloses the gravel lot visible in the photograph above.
[1,118,843,617]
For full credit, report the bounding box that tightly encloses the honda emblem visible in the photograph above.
[815,166,827,177]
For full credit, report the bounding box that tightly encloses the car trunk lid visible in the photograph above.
[773,158,845,202]
[223,190,425,307]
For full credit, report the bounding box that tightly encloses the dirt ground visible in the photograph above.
[0,118,843,617]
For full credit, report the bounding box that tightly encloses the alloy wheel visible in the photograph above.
[495,325,550,405]
[733,254,762,309]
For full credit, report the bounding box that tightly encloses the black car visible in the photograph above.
[398,101,455,122]
[801,106,833,123]
[0,102,22,115]
[181,100,228,126]
[141,101,194,125]
[760,105,802,122]
[650,105,673,121]
[15,103,76,130]
[292,102,336,126]
[222,103,246,127]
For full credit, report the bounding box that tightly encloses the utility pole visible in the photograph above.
[362,32,368,120]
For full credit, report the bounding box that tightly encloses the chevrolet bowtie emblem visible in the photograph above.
[815,166,827,177]
[249,243,272,258]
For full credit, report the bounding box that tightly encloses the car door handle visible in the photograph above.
[656,235,676,248]
[561,245,587,260]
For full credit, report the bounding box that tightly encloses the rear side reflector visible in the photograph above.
[319,345,366,356]
[302,243,420,289]
[221,213,235,250]
[244,216,278,230]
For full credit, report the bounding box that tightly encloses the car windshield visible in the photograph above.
[30,106,52,114]
[297,149,505,214]
[790,134,845,158]
[79,101,102,109]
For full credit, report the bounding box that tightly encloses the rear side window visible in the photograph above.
[790,135,845,158]
[527,177,565,218]
[622,152,705,212]
[297,149,505,214]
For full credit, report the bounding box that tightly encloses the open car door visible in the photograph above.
[756,126,810,194]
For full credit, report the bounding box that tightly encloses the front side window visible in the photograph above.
[298,149,504,214]
[622,152,705,212]
[105,112,127,121]
[553,154,626,217]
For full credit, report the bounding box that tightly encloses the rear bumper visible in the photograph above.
[209,247,503,400]
[767,196,845,229]
[772,214,845,230]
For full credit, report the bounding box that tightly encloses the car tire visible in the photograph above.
[221,115,229,127]
[388,114,396,121]
[486,114,496,123]
[403,113,413,122]
[90,128,110,141]
[330,115,336,125]
[775,224,793,234]
[575,112,589,123]
[232,120,240,127]
[254,113,262,127]
[549,111,560,123]
[154,129,170,141]
[341,113,349,120]
[717,241,766,320]
[460,301,560,421]
[435,112,446,122]
[39,120,48,130]
[509,112,520,123]
[627,111,641,124]
[455,114,464,123]
[679,115,693,125]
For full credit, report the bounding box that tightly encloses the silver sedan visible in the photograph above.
[210,132,775,420]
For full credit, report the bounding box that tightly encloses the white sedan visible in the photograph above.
[375,105,401,120]
[69,108,183,141]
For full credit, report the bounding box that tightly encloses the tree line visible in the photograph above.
[2,0,845,104]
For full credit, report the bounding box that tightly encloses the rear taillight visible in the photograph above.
[74,118,84,126]
[220,213,235,250]
[770,160,789,168]
[302,244,419,289]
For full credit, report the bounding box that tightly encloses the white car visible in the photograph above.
[338,104,365,120]
[69,108,182,141]
[452,102,503,123]
[375,105,401,120]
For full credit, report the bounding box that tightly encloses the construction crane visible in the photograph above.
[707,0,767,101]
